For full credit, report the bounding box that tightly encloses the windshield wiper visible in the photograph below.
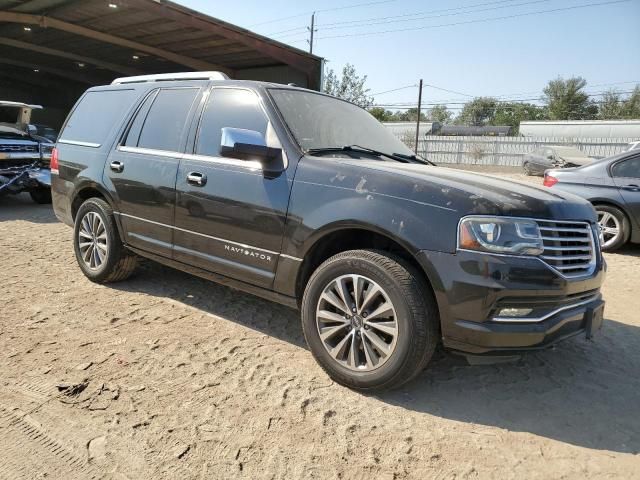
[307,145,429,164]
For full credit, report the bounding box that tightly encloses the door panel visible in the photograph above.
[173,87,291,288]
[105,148,181,255]
[612,156,640,225]
[174,158,291,288]
[104,86,201,257]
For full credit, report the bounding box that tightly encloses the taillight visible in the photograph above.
[543,174,558,187]
[50,147,59,174]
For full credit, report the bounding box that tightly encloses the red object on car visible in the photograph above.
[50,147,59,174]
[543,174,558,187]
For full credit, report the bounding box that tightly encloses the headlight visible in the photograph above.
[458,217,544,255]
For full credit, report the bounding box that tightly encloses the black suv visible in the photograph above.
[52,72,606,391]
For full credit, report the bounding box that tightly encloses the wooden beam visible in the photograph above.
[0,11,234,75]
[0,37,143,75]
[0,57,105,84]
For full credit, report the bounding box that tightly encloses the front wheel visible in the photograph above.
[301,250,439,391]
[595,205,630,252]
[523,162,533,176]
[73,198,137,283]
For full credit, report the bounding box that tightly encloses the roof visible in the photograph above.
[0,0,323,89]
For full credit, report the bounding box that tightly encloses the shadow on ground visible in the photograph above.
[0,193,58,224]
[8,201,638,454]
[112,259,640,456]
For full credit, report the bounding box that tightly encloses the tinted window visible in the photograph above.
[123,90,157,147]
[137,88,199,152]
[196,88,268,157]
[61,89,136,146]
[612,157,640,178]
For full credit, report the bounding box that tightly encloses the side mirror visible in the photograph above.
[547,154,554,160]
[220,127,282,166]
[27,124,38,136]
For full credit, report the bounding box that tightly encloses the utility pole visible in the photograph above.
[415,79,423,155]
[307,12,316,54]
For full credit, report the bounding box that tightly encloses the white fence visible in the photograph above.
[408,136,634,167]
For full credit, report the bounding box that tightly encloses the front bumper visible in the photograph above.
[417,249,606,354]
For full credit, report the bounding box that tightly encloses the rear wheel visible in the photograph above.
[73,198,137,283]
[301,249,439,391]
[523,162,533,176]
[29,188,52,204]
[595,204,630,252]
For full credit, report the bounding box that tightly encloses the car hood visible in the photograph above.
[341,160,597,222]
[557,154,593,166]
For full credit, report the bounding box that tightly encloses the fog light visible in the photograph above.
[496,307,533,318]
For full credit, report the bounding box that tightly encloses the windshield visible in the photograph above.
[269,89,414,157]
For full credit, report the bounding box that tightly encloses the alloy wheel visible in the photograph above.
[597,210,621,249]
[78,211,108,270]
[316,274,398,372]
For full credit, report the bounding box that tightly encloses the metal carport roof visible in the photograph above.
[0,0,323,126]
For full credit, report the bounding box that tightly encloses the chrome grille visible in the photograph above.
[0,144,38,153]
[536,220,597,278]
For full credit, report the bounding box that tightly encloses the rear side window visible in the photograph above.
[134,88,199,152]
[195,88,268,157]
[612,157,640,178]
[61,89,136,146]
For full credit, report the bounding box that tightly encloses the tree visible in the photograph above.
[542,76,596,120]
[491,102,547,133]
[599,90,623,119]
[368,107,394,122]
[620,85,640,119]
[454,97,498,126]
[323,63,374,108]
[428,105,452,124]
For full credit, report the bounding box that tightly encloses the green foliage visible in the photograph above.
[454,97,498,126]
[428,105,452,124]
[491,102,547,133]
[368,107,394,121]
[323,63,374,108]
[542,76,597,120]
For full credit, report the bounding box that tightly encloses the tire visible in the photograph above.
[29,188,52,204]
[594,204,630,252]
[523,162,533,176]
[73,198,137,283]
[301,249,439,391]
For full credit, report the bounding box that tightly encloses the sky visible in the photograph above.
[177,0,640,112]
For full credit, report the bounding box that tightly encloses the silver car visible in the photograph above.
[543,150,640,251]
[523,145,593,176]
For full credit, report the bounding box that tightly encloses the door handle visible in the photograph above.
[621,184,640,191]
[187,172,207,186]
[110,161,124,173]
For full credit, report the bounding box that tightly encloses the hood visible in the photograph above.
[557,154,593,166]
[340,160,597,222]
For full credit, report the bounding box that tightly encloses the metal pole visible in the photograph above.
[309,12,315,54]
[415,79,423,155]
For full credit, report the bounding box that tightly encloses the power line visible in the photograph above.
[371,84,417,96]
[317,0,554,31]
[423,83,474,98]
[314,0,632,41]
[318,0,525,27]
[249,0,396,28]
[270,0,550,39]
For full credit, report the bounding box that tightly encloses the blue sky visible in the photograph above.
[178,0,640,111]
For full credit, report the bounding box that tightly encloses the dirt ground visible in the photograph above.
[1,173,639,479]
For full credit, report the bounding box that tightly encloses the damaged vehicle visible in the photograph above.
[0,101,54,203]
[52,73,605,391]
[523,145,593,177]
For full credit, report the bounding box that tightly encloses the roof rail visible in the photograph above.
[111,71,229,85]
